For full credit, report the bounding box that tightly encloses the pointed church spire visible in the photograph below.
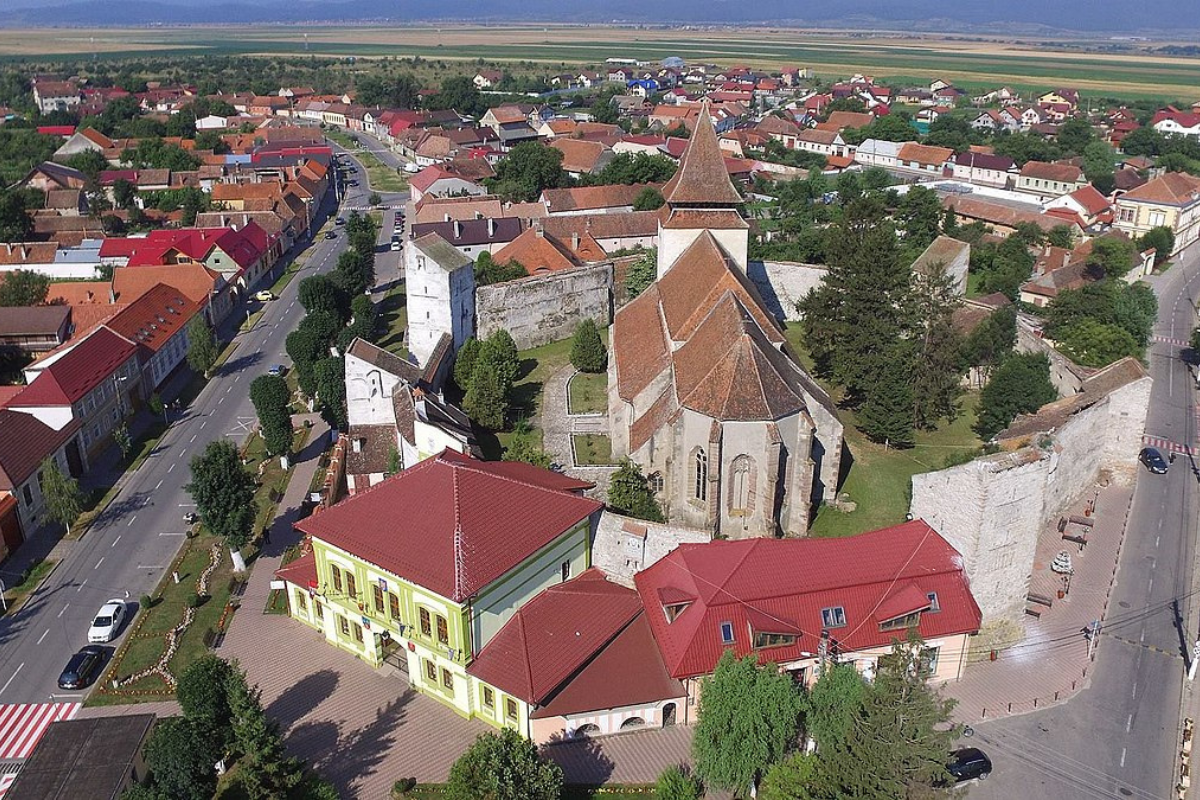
[662,100,743,207]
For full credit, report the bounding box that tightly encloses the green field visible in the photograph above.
[3,25,1199,101]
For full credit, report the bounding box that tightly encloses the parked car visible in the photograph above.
[253,290,276,302]
[348,180,359,187]
[946,747,992,783]
[1140,446,1169,474]
[391,240,402,251]
[267,364,288,378]
[88,599,127,643]
[335,216,346,225]
[324,231,337,240]
[58,646,106,690]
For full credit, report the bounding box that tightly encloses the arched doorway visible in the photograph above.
[662,703,677,727]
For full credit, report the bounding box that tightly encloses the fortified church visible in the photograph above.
[608,105,844,538]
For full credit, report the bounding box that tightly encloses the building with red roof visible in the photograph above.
[121,222,277,289]
[278,450,602,733]
[635,520,981,695]
[103,283,203,392]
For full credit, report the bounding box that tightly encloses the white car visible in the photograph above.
[87,599,127,643]
[253,290,276,302]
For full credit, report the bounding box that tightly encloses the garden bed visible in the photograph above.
[572,434,615,467]
[567,371,607,415]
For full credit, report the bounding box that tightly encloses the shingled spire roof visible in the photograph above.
[661,101,743,207]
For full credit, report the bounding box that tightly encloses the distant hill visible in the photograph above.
[0,0,1195,34]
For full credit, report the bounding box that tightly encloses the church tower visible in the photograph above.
[657,102,749,276]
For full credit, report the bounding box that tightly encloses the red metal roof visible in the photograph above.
[275,550,318,589]
[0,410,81,491]
[103,283,202,354]
[8,328,137,408]
[467,568,643,705]
[124,223,268,271]
[295,450,602,602]
[634,520,982,679]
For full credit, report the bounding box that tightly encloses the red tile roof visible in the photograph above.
[124,224,269,271]
[661,103,742,206]
[103,283,202,354]
[467,568,644,705]
[9,328,136,407]
[296,450,602,602]
[492,228,578,275]
[0,410,81,491]
[275,550,318,589]
[634,520,982,679]
[1119,171,1200,205]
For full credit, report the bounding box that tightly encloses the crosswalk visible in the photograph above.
[1142,435,1193,456]
[0,772,16,798]
[1151,334,1191,348]
[0,703,80,761]
[342,204,405,212]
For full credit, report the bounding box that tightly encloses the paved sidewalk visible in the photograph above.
[542,366,617,501]
[945,476,1135,723]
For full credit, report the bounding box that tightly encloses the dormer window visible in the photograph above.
[879,611,923,632]
[821,606,847,629]
[663,601,691,623]
[926,592,940,613]
[753,631,797,649]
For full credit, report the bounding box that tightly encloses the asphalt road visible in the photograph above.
[0,150,398,704]
[970,243,1200,800]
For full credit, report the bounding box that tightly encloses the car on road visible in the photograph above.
[348,180,359,187]
[58,645,106,690]
[88,599,127,643]
[267,364,288,378]
[253,290,276,302]
[1140,446,1169,474]
[945,747,992,783]
[391,239,402,251]
[324,231,337,239]
[335,217,346,225]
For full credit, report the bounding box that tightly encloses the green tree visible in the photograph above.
[336,246,375,295]
[445,728,563,800]
[820,634,956,798]
[39,457,85,534]
[693,651,805,795]
[479,329,520,386]
[503,419,552,468]
[1120,126,1164,157]
[0,268,49,306]
[959,305,1017,386]
[185,316,219,377]
[570,318,607,373]
[1139,226,1175,265]
[857,345,915,447]
[186,439,256,570]
[428,75,486,117]
[475,251,528,286]
[625,248,657,299]
[655,765,703,800]
[607,459,665,522]
[313,356,347,430]
[488,141,568,202]
[177,654,236,753]
[592,152,677,186]
[804,663,869,752]
[1082,141,1116,194]
[1085,236,1136,280]
[65,148,109,181]
[453,337,482,391]
[111,178,136,210]
[298,274,345,318]
[909,261,963,429]
[1056,117,1096,156]
[759,752,824,800]
[895,186,943,252]
[355,74,421,109]
[975,353,1057,439]
[143,717,219,800]
[226,664,304,799]
[978,236,1035,299]
[1055,319,1141,367]
[1046,224,1076,249]
[368,191,383,207]
[112,422,133,461]
[633,186,666,210]
[0,190,34,243]
[464,363,509,430]
[250,375,293,457]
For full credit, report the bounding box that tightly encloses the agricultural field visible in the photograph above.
[2,25,1200,100]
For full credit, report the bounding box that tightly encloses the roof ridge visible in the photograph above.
[444,452,585,499]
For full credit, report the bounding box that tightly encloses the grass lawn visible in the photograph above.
[325,128,409,193]
[572,434,615,466]
[567,371,607,415]
[0,558,57,618]
[374,283,408,355]
[264,544,301,614]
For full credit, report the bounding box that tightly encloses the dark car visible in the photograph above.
[946,747,992,783]
[1140,446,1169,474]
[58,645,106,690]
[324,231,337,240]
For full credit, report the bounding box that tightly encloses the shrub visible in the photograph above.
[570,318,607,373]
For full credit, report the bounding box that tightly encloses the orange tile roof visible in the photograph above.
[661,103,743,206]
[492,228,578,275]
[1119,171,1200,205]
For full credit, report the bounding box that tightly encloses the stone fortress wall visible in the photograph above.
[475,263,613,350]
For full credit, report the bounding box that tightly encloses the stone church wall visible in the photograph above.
[592,511,711,588]
[747,260,828,322]
[475,263,613,350]
[1016,319,1087,397]
[910,375,1151,623]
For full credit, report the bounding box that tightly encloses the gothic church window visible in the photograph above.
[728,455,755,514]
[692,448,707,501]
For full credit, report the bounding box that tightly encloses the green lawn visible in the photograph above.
[0,558,57,618]
[567,371,607,415]
[374,284,408,356]
[325,128,410,193]
[572,434,615,466]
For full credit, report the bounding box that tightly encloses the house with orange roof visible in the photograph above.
[491,227,581,276]
[549,138,613,179]
[1113,171,1200,255]
[103,283,203,392]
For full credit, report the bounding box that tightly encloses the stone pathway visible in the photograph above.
[542,365,617,501]
[944,477,1135,723]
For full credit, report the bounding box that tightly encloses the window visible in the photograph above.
[346,572,357,599]
[728,455,755,514]
[821,607,847,629]
[719,621,735,644]
[424,659,437,682]
[331,564,343,593]
[314,602,324,621]
[560,560,571,582]
[373,584,385,614]
[389,592,401,620]
[420,608,432,637]
[921,646,940,675]
[441,667,453,691]
[483,686,495,709]
[664,602,690,623]
[505,698,518,720]
[352,621,364,642]
[21,485,32,506]
[436,615,449,645]
[926,592,940,613]
[1149,210,1167,228]
[692,448,708,502]
[648,472,664,494]
[754,632,797,649]
[294,590,308,611]
[879,611,922,632]
[338,616,350,636]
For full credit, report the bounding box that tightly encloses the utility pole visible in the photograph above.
[1190,639,1200,681]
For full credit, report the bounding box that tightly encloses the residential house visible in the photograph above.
[408,166,487,204]
[16,162,86,193]
[1044,184,1112,229]
[409,218,523,259]
[951,151,1017,189]
[853,138,903,170]
[1015,161,1088,200]
[911,235,971,294]
[0,408,87,546]
[278,450,602,734]
[103,284,202,394]
[491,226,588,275]
[1113,172,1200,255]
[612,135,669,156]
[474,70,505,89]
[478,106,540,151]
[541,184,658,216]
[819,110,874,133]
[31,79,80,114]
[539,211,661,254]
[794,128,847,158]
[895,143,953,176]
[53,127,116,159]
[123,223,277,291]
[942,195,1081,237]
[969,110,1019,135]
[1019,259,1099,307]
[0,307,72,355]
[1039,89,1080,111]
[755,116,803,150]
[111,262,228,325]
[549,139,614,179]
[1151,108,1200,139]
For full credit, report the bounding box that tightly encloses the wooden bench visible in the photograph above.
[1063,533,1088,548]
[1069,515,1095,528]
[1027,592,1054,608]
[1025,607,1043,618]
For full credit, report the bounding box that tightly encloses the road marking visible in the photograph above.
[167,463,175,473]
[111,535,121,548]
[137,565,165,570]
[127,516,136,526]
[227,386,233,394]
[94,557,104,570]
[1131,683,1137,698]
[200,420,207,430]
[0,664,24,695]
[178,503,195,507]
[1159,518,1164,530]
[158,532,187,537]
[1148,577,1154,593]
[36,630,48,645]
[190,434,197,443]
[1120,747,1126,767]
[180,448,186,456]
[1156,535,1161,547]
[155,479,163,490]
[57,603,68,618]
[1126,714,1133,732]
[76,579,87,592]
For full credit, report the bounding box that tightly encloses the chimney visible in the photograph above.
[352,437,363,453]
[534,222,544,238]
[487,218,495,237]
[453,219,462,240]
[572,232,580,251]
